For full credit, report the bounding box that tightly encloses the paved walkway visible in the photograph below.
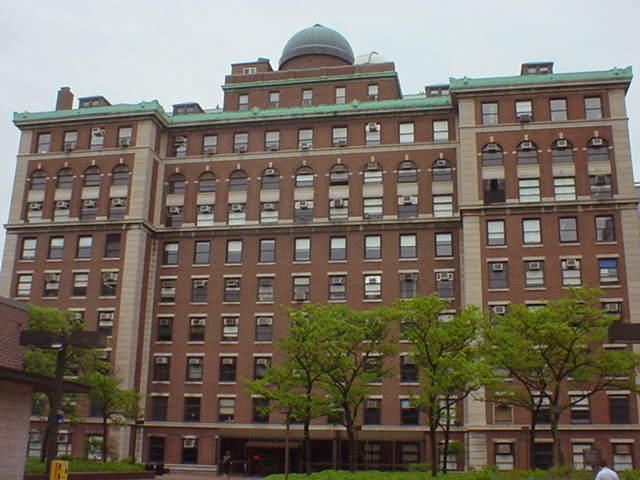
[161,473,263,480]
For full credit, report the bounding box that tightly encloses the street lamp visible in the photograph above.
[279,405,292,480]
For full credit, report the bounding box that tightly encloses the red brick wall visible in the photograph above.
[0,297,30,369]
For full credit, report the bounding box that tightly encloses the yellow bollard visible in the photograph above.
[50,460,69,480]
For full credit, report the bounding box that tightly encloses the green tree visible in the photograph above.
[485,288,640,468]
[394,295,495,476]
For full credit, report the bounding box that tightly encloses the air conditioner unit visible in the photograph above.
[203,146,217,155]
[234,145,248,153]
[45,273,61,282]
[103,272,118,282]
[225,279,239,288]
[224,317,238,325]
[401,273,416,281]
[198,205,213,214]
[118,138,131,147]
[331,276,345,285]
[436,272,454,282]
[331,198,345,208]
[497,444,511,454]
[401,356,414,365]
[91,128,105,137]
[528,262,541,270]
[188,358,203,365]
[257,317,272,326]
[565,259,578,269]
[402,195,414,205]
[221,357,235,365]
[520,141,534,150]
[190,318,205,326]
[517,113,532,123]
[256,358,269,365]
[230,203,243,212]
[55,200,69,209]
[162,280,176,288]
[294,292,308,301]
[259,278,274,286]
[486,143,499,153]
[110,198,126,207]
[174,136,186,144]
[264,168,276,176]
[556,139,569,149]
[592,137,604,147]
[57,434,69,443]
[99,312,115,321]
[333,164,347,173]
[366,400,379,409]
[367,95,379,101]
[159,318,172,326]
[265,143,279,152]
[183,438,196,448]
[29,202,42,210]
[399,161,413,170]
[366,277,378,284]
[98,320,114,328]
[491,263,504,272]
[366,162,378,171]
[367,123,379,132]
[298,200,310,209]
[492,305,507,315]
[83,199,98,208]
[336,139,347,147]
[193,279,208,288]
[605,303,621,312]
[435,159,448,168]
[298,141,312,150]
[155,356,169,364]
[263,203,275,211]
[64,142,76,151]
[168,205,182,214]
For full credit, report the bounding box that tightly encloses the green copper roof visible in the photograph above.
[13,100,166,124]
[450,66,632,92]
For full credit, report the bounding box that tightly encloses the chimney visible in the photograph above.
[56,87,74,111]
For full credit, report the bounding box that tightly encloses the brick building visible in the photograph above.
[1,24,639,473]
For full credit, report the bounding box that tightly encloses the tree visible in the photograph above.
[485,288,640,468]
[394,295,495,476]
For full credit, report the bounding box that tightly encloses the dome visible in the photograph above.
[354,51,387,65]
[279,24,354,69]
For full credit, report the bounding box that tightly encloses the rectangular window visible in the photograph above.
[401,399,419,425]
[365,122,381,145]
[221,316,239,342]
[186,357,204,382]
[433,120,449,141]
[43,272,60,297]
[21,238,37,260]
[253,397,270,423]
[253,357,271,380]
[257,277,274,302]
[255,316,273,342]
[37,133,52,153]
[193,241,210,265]
[181,437,198,464]
[554,177,576,201]
[219,357,237,383]
[559,217,578,243]
[436,272,454,298]
[191,278,208,303]
[399,123,415,143]
[162,242,179,265]
[16,273,33,297]
[117,127,133,147]
[189,317,205,342]
[259,239,276,263]
[488,262,508,289]
[330,237,347,261]
[223,278,241,303]
[293,276,310,302]
[585,96,602,120]
[294,199,314,222]
[484,179,506,204]
[202,134,217,155]
[515,100,533,121]
[298,128,313,149]
[613,443,633,471]
[364,399,381,425]
[595,216,615,242]
[399,234,417,258]
[525,261,544,288]
[365,235,381,260]
[226,240,243,264]
[153,356,171,382]
[90,128,105,150]
[294,238,311,262]
[100,271,118,297]
[363,197,383,220]
[301,89,313,106]
[233,133,248,153]
[335,86,346,104]
[264,130,280,151]
[599,258,619,285]
[561,258,581,286]
[399,273,417,299]
[159,279,177,303]
[590,174,613,199]
[172,135,187,157]
[519,179,540,202]
[269,91,280,108]
[523,219,542,245]
[550,99,568,121]
[63,131,78,151]
[151,396,168,421]
[238,94,249,111]
[400,356,418,383]
[570,396,590,424]
[165,205,183,227]
[364,275,382,300]
[104,234,121,258]
[435,233,453,257]
[367,84,379,101]
[196,204,214,226]
[184,397,201,422]
[72,272,89,297]
[487,220,506,246]
[332,127,348,147]
[48,237,64,260]
[329,275,346,301]
[433,195,453,217]
[482,103,499,125]
[218,397,235,422]
[495,443,514,471]
[329,198,348,221]
[609,395,630,424]
[156,317,173,342]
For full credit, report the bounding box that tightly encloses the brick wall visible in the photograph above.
[0,296,30,369]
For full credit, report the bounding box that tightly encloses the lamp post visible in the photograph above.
[279,405,291,480]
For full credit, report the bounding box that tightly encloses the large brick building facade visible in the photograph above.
[1,24,639,473]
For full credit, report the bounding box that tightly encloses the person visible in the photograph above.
[595,460,619,480]
[221,451,232,479]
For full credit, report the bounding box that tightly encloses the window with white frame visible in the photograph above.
[519,178,540,202]
[561,258,581,286]
[554,177,576,201]
[523,219,542,245]
[399,123,414,143]
[364,274,382,300]
[487,220,506,246]
[433,120,449,141]
[293,276,310,302]
[525,261,544,288]
[599,258,619,285]
[488,262,508,289]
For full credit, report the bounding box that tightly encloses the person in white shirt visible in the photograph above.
[595,460,619,480]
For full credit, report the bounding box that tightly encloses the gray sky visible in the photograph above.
[1,0,639,283]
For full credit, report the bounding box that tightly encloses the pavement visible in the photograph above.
[161,473,263,480]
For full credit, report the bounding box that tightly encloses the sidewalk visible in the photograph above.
[161,473,263,480]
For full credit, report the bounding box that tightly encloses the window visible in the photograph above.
[253,357,271,380]
[364,399,381,425]
[587,137,609,162]
[363,197,383,220]
[294,238,311,262]
[295,166,314,188]
[255,316,273,342]
[162,242,179,265]
[191,278,208,303]
[495,443,514,471]
[590,174,613,199]
[561,258,581,286]
[196,204,214,226]
[193,241,210,265]
[227,203,246,225]
[329,275,346,301]
[294,198,313,222]
[226,240,243,264]
[153,356,171,382]
[494,404,513,424]
[252,397,270,424]
[332,127,348,147]
[570,396,590,424]
[519,179,540,202]
[56,168,74,189]
[550,99,567,121]
[482,103,499,125]
[238,94,249,111]
[224,277,241,302]
[181,437,198,464]
[81,198,98,221]
[609,394,630,424]
[104,234,121,258]
[515,100,533,121]
[48,237,64,260]
[584,96,602,120]
[21,238,37,260]
[433,195,453,217]
[198,172,216,194]
[613,443,633,471]
[525,261,544,288]
[329,198,348,221]
[218,397,235,422]
[70,272,88,296]
[29,170,47,191]
[487,220,506,246]
[202,135,218,155]
[269,91,280,108]
[189,317,205,342]
[482,143,503,166]
[219,357,237,383]
[100,271,118,297]
[363,162,382,184]
[298,129,313,149]
[159,279,177,303]
[151,396,168,421]
[16,274,33,297]
[293,276,310,302]
[229,170,248,192]
[84,166,101,187]
[516,141,538,165]
[329,164,349,185]
[330,237,347,261]
[484,179,506,203]
[522,219,542,244]
[399,123,414,143]
[595,216,615,242]
[401,399,419,425]
[552,139,574,163]
[433,120,449,141]
[259,239,276,263]
[257,277,274,302]
[364,235,381,260]
[365,122,380,145]
[63,131,78,151]
[367,84,379,101]
[90,127,105,150]
[335,86,346,104]
[364,275,381,300]
[264,131,280,152]
[554,177,576,201]
[233,133,248,153]
[75,236,92,259]
[435,233,453,257]
[301,89,313,106]
[400,356,418,383]
[400,234,417,258]
[156,317,173,342]
[432,159,452,182]
[488,262,508,289]
[37,133,52,153]
[53,197,70,222]
[398,195,418,218]
[399,273,417,298]
[599,258,619,285]
[186,357,204,382]
[172,135,187,157]
[117,127,133,147]
[167,173,186,194]
[559,217,578,243]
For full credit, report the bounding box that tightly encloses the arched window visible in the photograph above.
[198,171,217,193]
[30,169,47,190]
[397,160,417,183]
[551,139,574,163]
[56,168,74,189]
[481,143,503,166]
[587,137,609,162]
[111,164,130,186]
[167,173,186,194]
[83,166,101,187]
[516,141,538,165]
[363,161,382,184]
[432,159,452,182]
[261,168,280,190]
[329,164,349,186]
[295,166,314,188]
[229,170,248,191]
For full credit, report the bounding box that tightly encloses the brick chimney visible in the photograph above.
[55,87,74,111]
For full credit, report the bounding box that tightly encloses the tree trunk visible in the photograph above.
[528,421,536,470]
[428,424,438,477]
[303,418,312,475]
[550,411,563,467]
[102,416,109,462]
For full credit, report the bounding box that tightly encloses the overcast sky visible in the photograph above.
[1,0,639,283]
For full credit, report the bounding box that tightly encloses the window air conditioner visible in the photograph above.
[198,205,213,214]
[402,195,414,205]
[436,272,454,282]
[99,312,115,321]
[223,317,238,326]
[110,198,126,207]
[203,146,217,155]
[366,277,378,284]
[190,318,205,326]
[183,438,196,448]
[193,279,208,288]
[492,305,507,315]
[91,128,105,137]
[401,273,416,281]
[155,356,169,364]
[298,200,310,209]
[188,358,203,365]
[263,203,275,211]
[118,138,131,147]
[486,143,499,153]
[367,123,379,132]
[264,168,276,176]
[298,141,312,150]
[45,273,61,282]
[517,113,532,123]
[331,198,345,208]
[168,205,182,214]
[435,159,448,168]
[520,141,533,150]
[162,280,176,288]
[159,318,172,326]
[605,303,621,312]
[565,259,578,269]
[257,317,272,326]
[234,145,248,153]
[528,262,541,270]
[556,139,568,149]
[256,358,269,365]
[55,201,69,209]
[230,203,243,212]
[265,143,279,151]
[497,444,512,454]
[29,202,43,210]
[83,199,98,208]
[366,400,379,408]
[491,263,504,272]
[221,358,234,365]
[225,279,239,288]
[331,276,345,285]
[336,139,347,147]
[103,272,118,282]
[64,142,76,151]
[294,292,308,301]
[592,137,604,147]
[174,136,186,144]
[57,434,69,443]
[259,278,274,286]
[366,162,378,171]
